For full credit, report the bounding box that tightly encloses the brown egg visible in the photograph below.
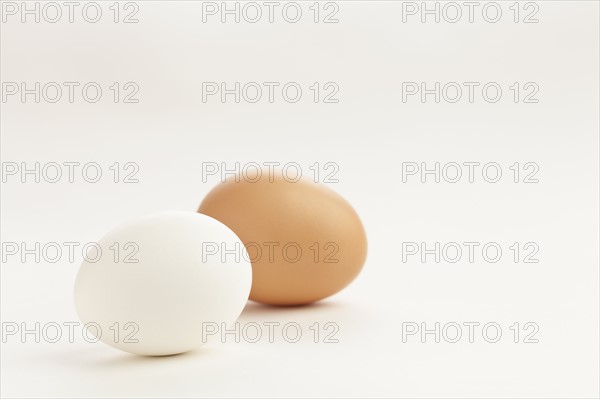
[198,174,367,306]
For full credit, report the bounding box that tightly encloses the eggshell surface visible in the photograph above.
[198,175,367,305]
[74,211,252,356]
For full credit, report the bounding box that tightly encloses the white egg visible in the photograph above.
[74,211,252,356]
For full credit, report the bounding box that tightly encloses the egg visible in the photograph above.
[198,174,367,306]
[73,211,251,356]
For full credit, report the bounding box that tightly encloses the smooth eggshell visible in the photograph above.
[198,175,367,305]
[74,211,252,356]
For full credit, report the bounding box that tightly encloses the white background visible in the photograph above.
[1,1,599,397]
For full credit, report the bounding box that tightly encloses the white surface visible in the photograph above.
[1,1,599,398]
[74,211,252,356]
